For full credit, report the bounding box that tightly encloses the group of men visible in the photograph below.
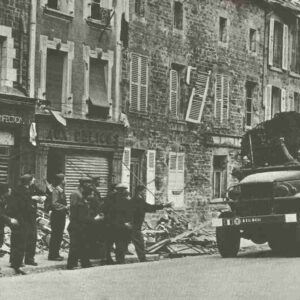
[0,172,171,275]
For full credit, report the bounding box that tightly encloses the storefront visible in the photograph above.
[35,114,125,199]
[0,96,35,188]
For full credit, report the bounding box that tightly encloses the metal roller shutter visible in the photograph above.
[0,147,10,184]
[65,155,110,202]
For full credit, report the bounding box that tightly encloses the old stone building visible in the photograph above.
[0,0,35,187]
[32,0,126,197]
[120,0,268,224]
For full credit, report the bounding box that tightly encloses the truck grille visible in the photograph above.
[241,183,273,200]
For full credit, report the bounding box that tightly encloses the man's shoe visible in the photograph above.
[14,268,27,275]
[25,260,38,266]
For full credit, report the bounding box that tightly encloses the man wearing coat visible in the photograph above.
[131,185,172,262]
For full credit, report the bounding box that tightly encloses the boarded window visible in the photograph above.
[214,74,230,124]
[130,53,148,112]
[174,1,183,30]
[249,28,257,52]
[273,21,283,68]
[168,152,185,208]
[245,82,255,127]
[213,155,227,199]
[135,0,145,17]
[219,17,227,43]
[46,49,66,111]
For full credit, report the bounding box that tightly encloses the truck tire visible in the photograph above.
[216,212,240,258]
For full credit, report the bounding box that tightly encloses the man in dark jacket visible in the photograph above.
[48,173,68,261]
[8,174,45,274]
[104,183,133,264]
[67,177,103,270]
[131,185,172,262]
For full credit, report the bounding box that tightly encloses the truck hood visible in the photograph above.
[240,170,300,184]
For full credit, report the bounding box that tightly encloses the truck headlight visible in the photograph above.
[227,185,241,201]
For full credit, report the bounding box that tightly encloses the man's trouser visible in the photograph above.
[112,225,131,264]
[0,223,4,248]
[131,228,146,262]
[67,228,90,268]
[10,221,37,268]
[49,210,66,258]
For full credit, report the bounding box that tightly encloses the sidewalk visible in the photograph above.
[0,251,161,277]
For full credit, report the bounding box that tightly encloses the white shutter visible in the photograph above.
[168,152,185,208]
[282,24,289,70]
[146,150,156,204]
[269,18,274,66]
[265,85,272,120]
[214,74,223,123]
[130,53,139,111]
[281,88,287,112]
[140,55,148,112]
[169,69,178,117]
[186,71,210,123]
[222,75,230,124]
[122,147,131,190]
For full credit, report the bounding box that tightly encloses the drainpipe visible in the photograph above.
[28,0,37,98]
[114,0,122,122]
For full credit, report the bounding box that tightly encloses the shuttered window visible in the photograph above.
[291,19,300,74]
[121,147,131,190]
[294,92,300,113]
[186,70,210,124]
[65,155,110,202]
[168,152,185,208]
[214,74,229,124]
[269,18,288,70]
[146,150,156,204]
[130,53,148,113]
[245,82,255,128]
[264,85,285,120]
[0,146,10,184]
[169,69,179,117]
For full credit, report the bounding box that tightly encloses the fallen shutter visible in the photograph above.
[282,24,289,71]
[265,85,272,120]
[122,147,131,190]
[186,71,210,123]
[146,150,156,204]
[269,18,274,66]
[170,69,178,117]
[65,154,110,202]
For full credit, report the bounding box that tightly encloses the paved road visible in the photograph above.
[1,248,300,300]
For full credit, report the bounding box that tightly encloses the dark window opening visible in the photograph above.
[46,49,66,111]
[213,155,227,199]
[245,82,255,127]
[135,0,145,17]
[294,92,300,113]
[91,0,111,25]
[174,1,183,30]
[219,17,227,43]
[291,19,300,74]
[47,0,58,10]
[271,86,281,117]
[249,28,257,52]
[273,21,283,68]
[88,57,110,119]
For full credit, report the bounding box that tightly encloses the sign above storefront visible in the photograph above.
[0,114,23,125]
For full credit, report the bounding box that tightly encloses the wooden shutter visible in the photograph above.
[140,55,148,112]
[186,71,210,123]
[122,147,131,190]
[269,18,274,66]
[282,24,289,70]
[222,75,230,124]
[214,74,223,123]
[289,91,295,111]
[265,85,272,120]
[130,53,139,111]
[281,88,287,112]
[170,69,178,117]
[146,150,156,204]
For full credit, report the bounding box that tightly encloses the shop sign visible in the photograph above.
[0,114,23,125]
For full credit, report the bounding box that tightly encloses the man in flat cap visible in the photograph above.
[8,174,46,274]
[67,176,103,269]
[48,173,68,261]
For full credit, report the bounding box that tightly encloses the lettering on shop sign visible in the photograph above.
[0,114,23,124]
[46,127,120,146]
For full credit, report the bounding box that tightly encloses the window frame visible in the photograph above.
[212,155,228,200]
[41,0,74,20]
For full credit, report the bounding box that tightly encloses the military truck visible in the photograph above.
[212,112,300,257]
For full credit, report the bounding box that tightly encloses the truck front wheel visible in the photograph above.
[216,213,240,258]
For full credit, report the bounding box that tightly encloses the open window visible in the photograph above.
[84,0,113,26]
[174,1,183,30]
[213,155,227,199]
